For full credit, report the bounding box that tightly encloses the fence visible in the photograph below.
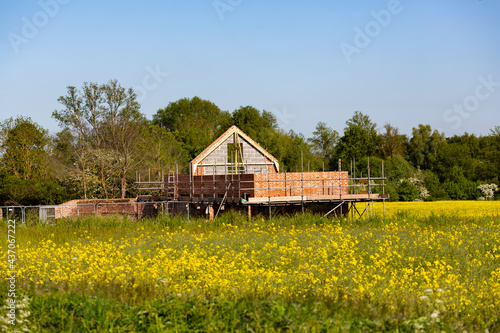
[0,201,198,224]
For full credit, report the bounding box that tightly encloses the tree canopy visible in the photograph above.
[0,83,499,205]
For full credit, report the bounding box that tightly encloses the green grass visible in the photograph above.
[1,287,465,332]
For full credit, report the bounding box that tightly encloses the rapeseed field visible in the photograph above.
[1,201,500,331]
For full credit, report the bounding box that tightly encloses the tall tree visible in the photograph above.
[276,130,319,172]
[308,122,339,170]
[54,80,147,198]
[0,116,49,180]
[0,118,14,158]
[137,125,186,178]
[337,111,377,161]
[53,85,95,199]
[231,106,278,149]
[407,124,446,170]
[378,123,406,159]
[153,97,231,159]
[101,80,146,198]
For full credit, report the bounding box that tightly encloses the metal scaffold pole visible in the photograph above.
[382,160,386,218]
[301,151,304,214]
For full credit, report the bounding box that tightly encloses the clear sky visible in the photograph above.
[1,0,499,139]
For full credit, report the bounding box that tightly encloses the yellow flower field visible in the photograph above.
[0,198,500,326]
[374,200,500,218]
[1,200,500,328]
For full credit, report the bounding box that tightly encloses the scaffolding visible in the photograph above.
[135,157,388,219]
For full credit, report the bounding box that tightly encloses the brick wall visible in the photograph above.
[56,199,159,219]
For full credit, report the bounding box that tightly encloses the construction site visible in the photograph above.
[0,126,389,222]
[135,125,389,219]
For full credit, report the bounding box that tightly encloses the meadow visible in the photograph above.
[1,201,500,332]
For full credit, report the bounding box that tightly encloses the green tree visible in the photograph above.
[308,122,339,170]
[53,84,99,199]
[378,123,406,159]
[407,124,446,170]
[231,106,278,150]
[101,80,146,198]
[137,125,186,178]
[54,80,148,198]
[486,126,500,183]
[397,179,419,201]
[421,169,447,200]
[384,155,415,182]
[0,116,49,180]
[153,97,231,159]
[337,111,377,161]
[0,170,68,206]
[443,167,480,200]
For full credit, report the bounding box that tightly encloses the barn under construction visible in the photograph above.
[136,125,389,219]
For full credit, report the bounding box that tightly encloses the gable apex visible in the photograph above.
[190,125,279,173]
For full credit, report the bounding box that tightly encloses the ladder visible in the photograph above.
[166,171,177,200]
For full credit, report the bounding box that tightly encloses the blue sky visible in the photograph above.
[1,0,499,138]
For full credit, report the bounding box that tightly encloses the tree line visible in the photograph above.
[1,80,499,206]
